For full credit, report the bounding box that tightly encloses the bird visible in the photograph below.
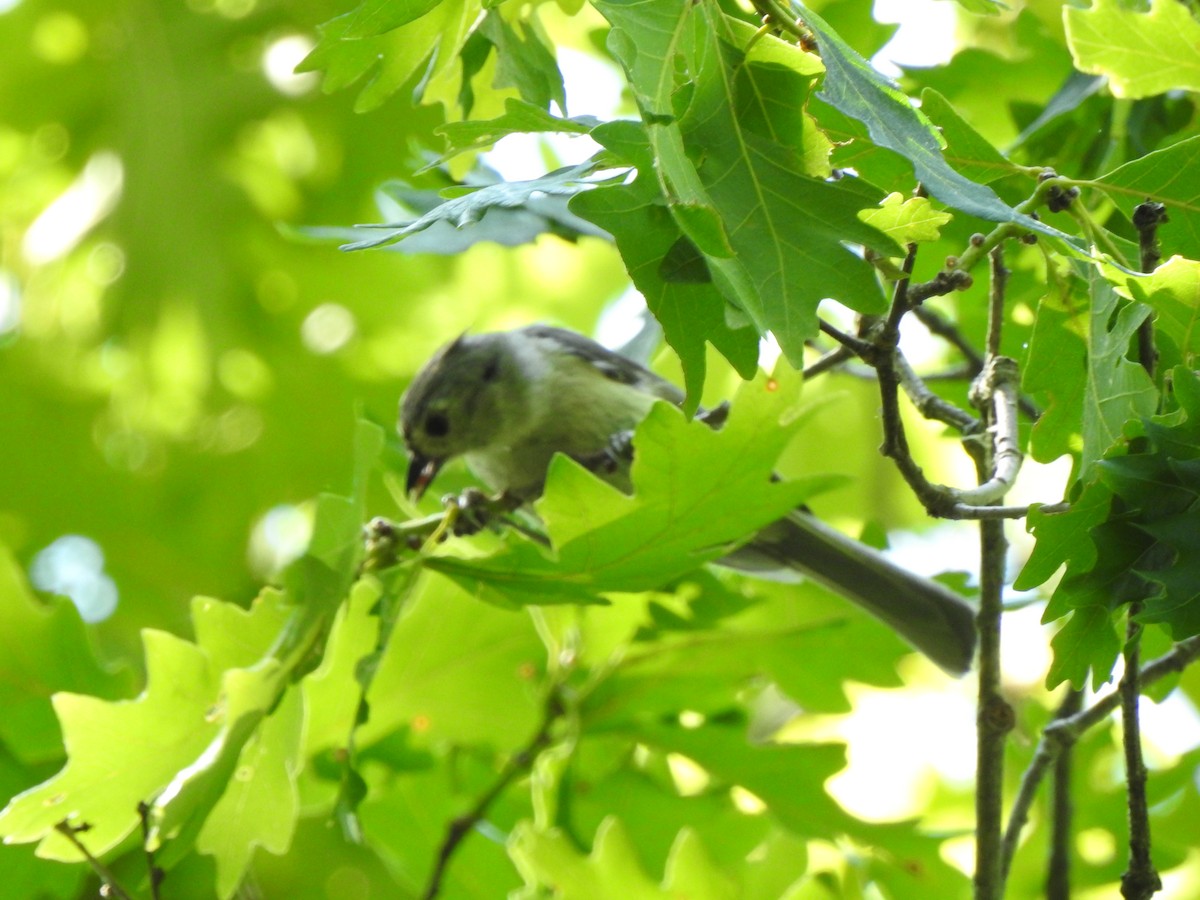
[399,324,976,675]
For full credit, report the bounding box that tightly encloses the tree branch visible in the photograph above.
[1046,689,1084,900]
[974,507,1012,900]
[1119,610,1162,899]
[953,357,1023,507]
[1132,200,1167,380]
[1002,636,1200,878]
[973,250,1014,900]
[422,687,565,899]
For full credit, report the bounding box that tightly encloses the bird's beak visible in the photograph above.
[406,453,443,500]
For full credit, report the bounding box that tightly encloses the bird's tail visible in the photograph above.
[721,512,977,675]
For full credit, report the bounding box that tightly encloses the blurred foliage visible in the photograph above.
[1,0,1200,897]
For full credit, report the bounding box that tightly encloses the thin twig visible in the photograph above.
[874,261,959,516]
[1046,689,1084,900]
[1133,201,1167,379]
[911,306,1043,421]
[422,688,564,899]
[954,358,1024,507]
[894,350,981,433]
[818,318,874,357]
[1001,636,1200,877]
[940,501,1070,520]
[884,242,919,337]
[803,345,855,380]
[1115,197,1169,900]
[986,247,1008,358]
[975,509,1012,900]
[1119,610,1162,899]
[53,821,134,900]
[138,801,165,900]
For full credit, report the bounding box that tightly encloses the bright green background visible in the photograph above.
[3,0,1200,897]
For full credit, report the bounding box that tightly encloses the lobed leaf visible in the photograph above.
[340,160,614,252]
[793,1,1055,236]
[572,120,760,410]
[1065,0,1200,99]
[423,366,838,602]
[594,0,897,364]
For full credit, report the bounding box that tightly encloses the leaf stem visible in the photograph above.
[53,821,133,900]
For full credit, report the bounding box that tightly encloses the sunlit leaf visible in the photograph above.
[1065,0,1200,99]
[424,366,838,601]
[857,192,953,245]
[593,0,896,364]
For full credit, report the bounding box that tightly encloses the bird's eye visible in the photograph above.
[425,412,450,438]
[481,357,500,382]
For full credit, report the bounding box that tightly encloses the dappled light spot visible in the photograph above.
[302,303,356,354]
[86,242,125,286]
[263,34,318,96]
[23,151,123,265]
[202,404,264,454]
[0,270,19,336]
[218,348,273,401]
[1077,827,1117,865]
[248,503,313,579]
[30,534,118,623]
[31,11,87,65]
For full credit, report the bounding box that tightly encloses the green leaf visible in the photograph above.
[1124,255,1200,369]
[512,818,738,899]
[857,192,952,244]
[583,613,904,724]
[572,120,760,410]
[1082,268,1157,473]
[1015,483,1112,592]
[1096,135,1200,261]
[434,97,598,162]
[0,421,383,877]
[1023,275,1089,464]
[302,580,382,756]
[301,0,482,113]
[342,0,444,39]
[195,688,304,898]
[510,817,667,899]
[593,0,896,363]
[661,829,739,899]
[627,721,852,837]
[340,160,613,252]
[919,88,1018,186]
[361,576,544,748]
[0,629,223,859]
[794,1,1051,235]
[477,9,566,113]
[1030,368,1200,686]
[949,0,1007,14]
[1045,600,1122,690]
[1065,0,1200,99]
[358,746,526,895]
